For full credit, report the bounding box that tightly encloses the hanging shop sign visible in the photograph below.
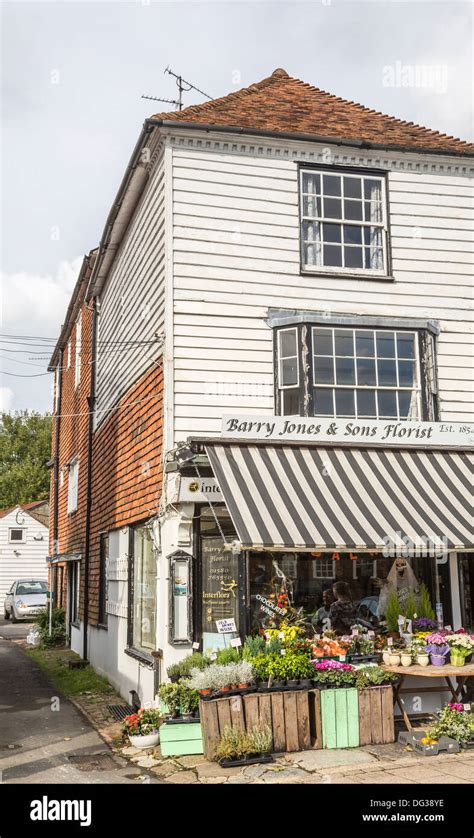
[176,476,223,503]
[221,415,474,449]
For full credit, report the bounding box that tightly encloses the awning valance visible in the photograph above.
[204,443,473,552]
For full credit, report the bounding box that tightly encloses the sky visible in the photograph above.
[1,0,472,414]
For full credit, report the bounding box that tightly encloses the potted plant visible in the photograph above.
[178,683,199,719]
[311,659,356,689]
[429,703,473,745]
[445,633,474,667]
[121,708,161,749]
[410,637,430,666]
[214,724,273,767]
[400,649,413,667]
[233,660,255,689]
[187,666,214,696]
[424,632,450,666]
[267,656,286,688]
[158,682,182,718]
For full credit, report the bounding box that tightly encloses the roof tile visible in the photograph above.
[152,68,473,155]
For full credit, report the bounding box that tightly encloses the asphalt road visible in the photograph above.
[0,618,161,784]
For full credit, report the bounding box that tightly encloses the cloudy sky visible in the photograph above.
[1,0,472,413]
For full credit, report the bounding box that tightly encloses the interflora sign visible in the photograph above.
[221,415,474,449]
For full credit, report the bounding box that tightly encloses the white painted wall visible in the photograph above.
[86,527,156,704]
[167,134,473,440]
[0,508,49,609]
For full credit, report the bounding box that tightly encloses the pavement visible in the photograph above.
[0,618,162,784]
[119,738,474,784]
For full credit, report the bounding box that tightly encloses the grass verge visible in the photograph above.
[24,646,114,697]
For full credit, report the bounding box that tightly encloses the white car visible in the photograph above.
[4,579,48,623]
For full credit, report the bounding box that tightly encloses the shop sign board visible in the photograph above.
[221,415,474,449]
[173,476,223,503]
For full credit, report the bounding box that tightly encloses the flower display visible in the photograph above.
[413,618,438,632]
[424,632,450,657]
[445,633,474,657]
[311,637,349,658]
[121,708,161,737]
[312,660,354,672]
[429,703,473,744]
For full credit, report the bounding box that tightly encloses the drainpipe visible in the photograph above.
[52,348,64,608]
[82,299,98,661]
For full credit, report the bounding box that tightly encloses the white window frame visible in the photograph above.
[9,527,26,544]
[277,327,299,389]
[74,311,82,388]
[300,168,388,276]
[312,558,336,579]
[353,557,378,580]
[70,561,80,625]
[67,339,71,369]
[67,458,79,514]
[311,326,421,420]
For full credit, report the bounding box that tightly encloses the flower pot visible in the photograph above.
[199,689,212,696]
[388,654,401,666]
[237,683,250,689]
[400,654,412,667]
[300,679,313,688]
[416,654,430,667]
[287,679,300,687]
[450,652,466,667]
[219,686,232,693]
[430,654,447,667]
[181,712,194,720]
[272,679,286,689]
[382,651,391,665]
[129,731,159,749]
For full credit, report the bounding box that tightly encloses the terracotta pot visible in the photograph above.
[199,689,212,696]
[220,685,232,693]
[237,683,250,689]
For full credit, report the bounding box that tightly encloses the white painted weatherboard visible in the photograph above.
[0,508,49,609]
[170,143,473,440]
[95,149,166,422]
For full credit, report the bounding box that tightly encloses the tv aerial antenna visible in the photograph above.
[141,66,213,111]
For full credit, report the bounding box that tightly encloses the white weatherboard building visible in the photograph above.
[58,70,473,710]
[0,503,49,610]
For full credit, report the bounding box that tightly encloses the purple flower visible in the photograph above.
[311,660,354,672]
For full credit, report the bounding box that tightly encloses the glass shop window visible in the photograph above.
[248,553,450,633]
[200,507,240,655]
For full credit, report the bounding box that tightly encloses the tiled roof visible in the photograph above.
[152,68,474,155]
[0,500,49,525]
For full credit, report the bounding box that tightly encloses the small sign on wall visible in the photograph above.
[215,618,237,634]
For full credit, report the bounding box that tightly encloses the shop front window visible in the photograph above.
[459,554,474,631]
[248,553,450,634]
[200,507,240,655]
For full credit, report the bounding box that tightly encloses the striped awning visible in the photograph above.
[205,443,473,552]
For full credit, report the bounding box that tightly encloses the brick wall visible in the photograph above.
[87,361,164,625]
[50,301,164,626]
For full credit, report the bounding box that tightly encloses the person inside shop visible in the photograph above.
[329,581,357,635]
[312,588,335,632]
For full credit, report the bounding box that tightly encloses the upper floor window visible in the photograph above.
[67,458,79,514]
[300,168,388,275]
[276,325,423,420]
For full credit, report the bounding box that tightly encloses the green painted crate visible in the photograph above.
[159,722,204,757]
[320,689,360,749]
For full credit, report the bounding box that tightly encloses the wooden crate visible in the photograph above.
[159,722,204,757]
[358,686,395,745]
[320,688,360,749]
[199,690,321,759]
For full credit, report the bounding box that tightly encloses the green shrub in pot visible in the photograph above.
[158,682,182,715]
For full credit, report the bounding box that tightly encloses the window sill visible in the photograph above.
[70,620,80,630]
[301,269,394,282]
[124,647,154,667]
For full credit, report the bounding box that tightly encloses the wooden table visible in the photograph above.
[382,664,474,731]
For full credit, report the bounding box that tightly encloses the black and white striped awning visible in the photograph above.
[205,443,473,552]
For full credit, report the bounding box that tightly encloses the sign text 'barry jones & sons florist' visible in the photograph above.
[221,416,474,449]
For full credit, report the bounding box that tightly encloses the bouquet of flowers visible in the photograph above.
[311,659,356,687]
